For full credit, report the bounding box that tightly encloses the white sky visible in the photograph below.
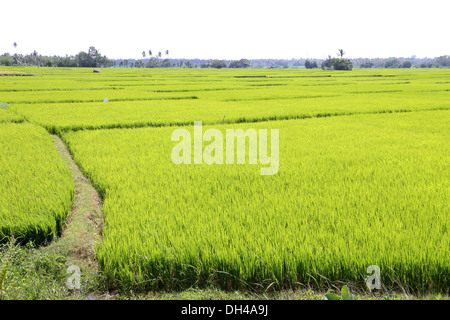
[2,0,449,60]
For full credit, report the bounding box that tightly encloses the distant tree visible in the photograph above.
[158,51,162,58]
[228,59,250,68]
[0,54,14,66]
[142,51,146,58]
[435,55,450,67]
[88,46,100,66]
[305,60,311,69]
[210,60,227,69]
[400,61,412,68]
[319,50,352,70]
[147,57,160,68]
[360,61,374,68]
[305,60,317,69]
[241,59,251,68]
[201,61,211,68]
[160,59,171,68]
[321,55,333,69]
[228,60,239,68]
[384,59,399,68]
[148,50,152,57]
[76,52,91,67]
[11,43,23,65]
[165,50,169,56]
[331,58,353,70]
[32,50,38,67]
[321,53,352,70]
[419,62,432,68]
[74,47,112,67]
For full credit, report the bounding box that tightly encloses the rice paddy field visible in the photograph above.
[0,66,449,294]
[0,122,73,244]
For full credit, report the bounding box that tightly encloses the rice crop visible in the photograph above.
[1,66,448,294]
[0,106,24,123]
[4,68,448,132]
[61,110,449,292]
[0,123,74,244]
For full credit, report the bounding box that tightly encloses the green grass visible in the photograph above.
[0,123,74,245]
[61,110,449,293]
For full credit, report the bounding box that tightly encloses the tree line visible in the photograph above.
[1,43,448,69]
[0,46,114,68]
[115,58,251,69]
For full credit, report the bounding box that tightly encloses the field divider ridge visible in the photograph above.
[47,106,450,134]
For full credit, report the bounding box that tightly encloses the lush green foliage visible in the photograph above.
[62,111,449,291]
[0,123,73,244]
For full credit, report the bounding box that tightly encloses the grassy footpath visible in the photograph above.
[0,135,103,299]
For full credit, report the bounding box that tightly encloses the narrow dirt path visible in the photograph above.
[50,135,103,270]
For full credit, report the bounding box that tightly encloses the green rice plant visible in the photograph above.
[4,68,448,132]
[61,110,449,292]
[1,66,449,294]
[10,91,449,133]
[0,106,23,123]
[0,123,74,245]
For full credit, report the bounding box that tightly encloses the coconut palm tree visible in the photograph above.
[142,51,146,58]
[338,49,345,58]
[13,42,17,54]
[148,50,152,57]
[33,50,38,67]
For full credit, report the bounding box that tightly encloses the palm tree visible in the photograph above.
[165,49,169,56]
[158,51,162,58]
[13,42,17,54]
[148,50,152,57]
[33,50,38,67]
[142,51,146,58]
[338,49,345,58]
